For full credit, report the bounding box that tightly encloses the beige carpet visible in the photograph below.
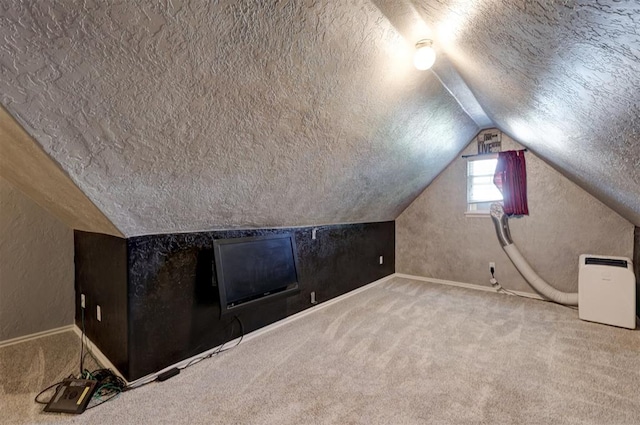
[2,276,639,424]
[0,330,100,423]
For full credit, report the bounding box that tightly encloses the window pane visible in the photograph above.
[467,157,502,211]
[471,175,495,186]
[468,158,498,176]
[470,183,503,203]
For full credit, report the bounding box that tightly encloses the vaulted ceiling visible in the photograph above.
[1,0,638,236]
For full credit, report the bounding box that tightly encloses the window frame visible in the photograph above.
[465,154,503,215]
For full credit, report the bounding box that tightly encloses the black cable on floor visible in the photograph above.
[34,381,67,405]
[84,368,127,409]
[35,368,127,409]
[126,316,244,392]
[38,313,245,407]
[179,315,244,370]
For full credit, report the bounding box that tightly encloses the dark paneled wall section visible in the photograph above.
[74,233,129,376]
[635,227,639,318]
[75,222,395,380]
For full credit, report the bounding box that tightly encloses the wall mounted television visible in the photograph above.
[212,233,300,316]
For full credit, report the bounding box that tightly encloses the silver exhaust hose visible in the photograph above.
[490,203,579,306]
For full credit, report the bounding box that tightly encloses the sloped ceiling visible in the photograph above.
[0,106,122,236]
[1,1,638,237]
[0,0,477,237]
[400,0,640,225]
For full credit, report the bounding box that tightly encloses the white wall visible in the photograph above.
[0,176,74,341]
[396,133,634,294]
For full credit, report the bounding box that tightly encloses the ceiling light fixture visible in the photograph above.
[414,39,436,70]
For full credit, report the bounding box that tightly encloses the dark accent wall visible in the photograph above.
[634,227,639,318]
[74,231,129,376]
[75,222,395,381]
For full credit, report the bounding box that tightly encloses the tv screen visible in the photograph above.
[213,233,300,316]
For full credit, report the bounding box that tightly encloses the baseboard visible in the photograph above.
[394,273,545,301]
[128,273,395,388]
[0,324,76,348]
[72,325,127,382]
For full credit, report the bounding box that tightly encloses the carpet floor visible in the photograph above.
[2,276,639,424]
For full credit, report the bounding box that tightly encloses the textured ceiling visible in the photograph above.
[1,1,638,237]
[0,106,122,236]
[402,0,640,226]
[0,0,477,236]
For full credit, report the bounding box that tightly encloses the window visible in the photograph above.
[467,156,503,213]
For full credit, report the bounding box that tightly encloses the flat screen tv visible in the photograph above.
[213,233,300,316]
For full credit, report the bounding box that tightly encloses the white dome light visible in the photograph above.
[414,39,436,70]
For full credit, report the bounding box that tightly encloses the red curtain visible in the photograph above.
[493,150,529,216]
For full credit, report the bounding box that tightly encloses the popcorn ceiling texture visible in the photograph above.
[403,0,640,226]
[0,106,122,237]
[2,1,638,235]
[0,0,477,236]
[370,1,494,129]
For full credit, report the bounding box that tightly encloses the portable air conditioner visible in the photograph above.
[578,254,636,329]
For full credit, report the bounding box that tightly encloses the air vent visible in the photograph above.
[584,257,628,268]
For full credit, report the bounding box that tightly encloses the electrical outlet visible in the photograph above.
[80,294,86,309]
[379,256,384,265]
[96,305,102,322]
